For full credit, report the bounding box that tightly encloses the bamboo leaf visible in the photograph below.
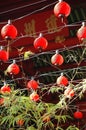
[49,86,63,93]
[56,126,64,130]
[26,126,36,130]
[66,125,79,130]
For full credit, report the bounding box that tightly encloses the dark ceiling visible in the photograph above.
[0,0,86,22]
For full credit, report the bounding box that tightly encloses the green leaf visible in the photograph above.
[66,125,79,130]
[55,115,72,124]
[24,51,34,60]
[56,126,64,130]
[26,126,36,130]
[49,86,63,93]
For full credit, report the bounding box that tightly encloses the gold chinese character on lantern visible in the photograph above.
[24,19,36,37]
[45,15,60,33]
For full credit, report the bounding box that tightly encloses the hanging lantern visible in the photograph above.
[0,46,9,62]
[27,79,38,90]
[77,22,86,41]
[54,0,71,18]
[1,20,18,40]
[51,50,64,65]
[74,111,83,119]
[64,87,75,98]
[33,33,48,50]
[6,60,20,75]
[30,92,39,102]
[56,73,68,86]
[1,82,11,94]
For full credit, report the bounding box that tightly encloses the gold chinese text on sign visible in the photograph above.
[24,19,36,37]
[45,15,61,33]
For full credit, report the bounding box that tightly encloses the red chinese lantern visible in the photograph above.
[64,87,75,98]
[1,20,18,40]
[7,60,20,75]
[51,51,64,65]
[33,33,48,50]
[27,79,38,90]
[1,83,11,94]
[56,73,68,86]
[77,22,86,41]
[30,92,39,102]
[54,0,71,17]
[74,111,83,119]
[0,46,9,62]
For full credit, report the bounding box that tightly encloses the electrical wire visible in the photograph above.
[0,0,57,24]
[0,0,47,15]
[14,1,57,22]
[5,43,85,63]
[0,22,83,44]
[0,66,85,86]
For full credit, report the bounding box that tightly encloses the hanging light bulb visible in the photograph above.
[33,33,48,51]
[54,0,71,18]
[77,22,86,41]
[51,50,64,65]
[6,60,20,75]
[0,46,9,62]
[1,20,18,40]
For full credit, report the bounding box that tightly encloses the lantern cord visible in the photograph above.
[0,24,81,45]
[5,44,85,63]
[0,66,85,86]
[0,20,85,44]
[14,1,57,22]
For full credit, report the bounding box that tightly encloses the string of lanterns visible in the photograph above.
[0,0,85,80]
[0,0,86,121]
[0,18,85,75]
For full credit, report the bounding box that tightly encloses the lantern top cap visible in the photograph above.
[82,22,86,26]
[4,81,7,86]
[59,0,63,2]
[61,73,63,76]
[13,60,16,64]
[0,46,4,50]
[31,76,34,80]
[56,50,59,54]
[39,33,43,37]
[8,19,12,25]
